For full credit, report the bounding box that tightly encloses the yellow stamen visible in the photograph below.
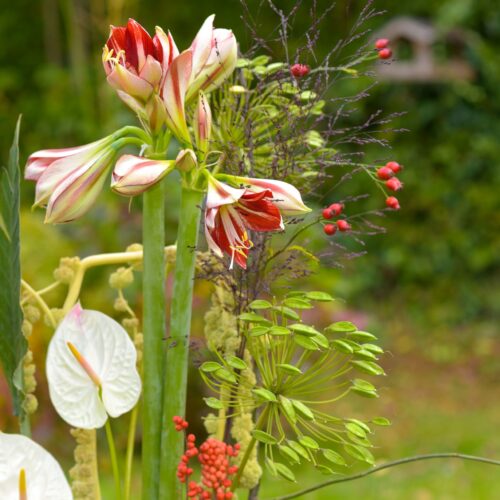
[102,47,126,66]
[19,468,27,500]
[67,342,102,387]
[229,231,254,269]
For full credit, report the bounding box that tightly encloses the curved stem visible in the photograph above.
[142,181,166,499]
[21,280,57,328]
[271,453,500,500]
[159,187,204,499]
[105,419,122,499]
[124,405,139,500]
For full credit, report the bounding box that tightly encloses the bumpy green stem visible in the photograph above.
[159,187,204,499]
[142,181,166,499]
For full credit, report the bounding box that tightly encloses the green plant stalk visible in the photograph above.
[159,186,204,499]
[105,419,122,499]
[142,181,166,499]
[124,406,138,500]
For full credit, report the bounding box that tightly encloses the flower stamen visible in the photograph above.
[66,341,102,387]
[19,468,27,500]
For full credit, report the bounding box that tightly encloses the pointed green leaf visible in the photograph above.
[326,321,357,333]
[350,360,385,376]
[289,324,320,336]
[279,445,300,464]
[347,330,377,342]
[203,397,224,410]
[294,335,320,350]
[279,396,297,424]
[214,368,237,384]
[323,449,347,466]
[239,312,271,324]
[200,361,222,373]
[226,356,247,371]
[353,349,378,361]
[299,436,320,450]
[253,430,278,445]
[265,457,278,477]
[283,297,312,310]
[305,291,335,302]
[312,333,329,349]
[276,364,302,376]
[362,343,384,354]
[252,388,277,403]
[372,417,391,426]
[269,326,291,336]
[331,339,354,354]
[249,299,273,310]
[248,326,270,337]
[275,462,296,482]
[275,306,300,321]
[343,443,375,465]
[288,441,310,461]
[345,422,367,438]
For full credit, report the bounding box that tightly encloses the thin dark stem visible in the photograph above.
[270,453,500,500]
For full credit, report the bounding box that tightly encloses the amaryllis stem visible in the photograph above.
[142,181,166,498]
[159,186,204,498]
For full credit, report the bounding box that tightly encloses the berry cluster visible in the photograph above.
[375,38,392,60]
[174,417,240,500]
[377,161,403,210]
[173,415,189,431]
[290,63,310,78]
[321,203,351,235]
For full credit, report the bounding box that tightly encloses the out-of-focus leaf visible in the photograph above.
[0,116,26,416]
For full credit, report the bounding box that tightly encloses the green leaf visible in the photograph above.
[294,335,320,350]
[279,445,300,464]
[353,349,378,361]
[275,462,296,482]
[200,361,222,373]
[275,306,300,321]
[372,417,391,426]
[347,419,371,433]
[299,436,320,450]
[343,443,375,465]
[323,449,347,466]
[289,323,320,336]
[203,397,224,410]
[214,368,237,384]
[350,360,386,376]
[331,339,354,354]
[326,321,357,333]
[316,464,336,475]
[252,388,277,403]
[276,364,302,376]
[0,117,26,415]
[253,430,278,445]
[249,299,273,310]
[345,422,367,439]
[269,326,291,336]
[312,333,330,349]
[248,326,270,337]
[288,440,310,461]
[347,330,377,342]
[226,356,247,371]
[305,291,335,302]
[362,343,384,354]
[239,312,271,324]
[265,457,278,476]
[283,297,313,309]
[279,396,297,424]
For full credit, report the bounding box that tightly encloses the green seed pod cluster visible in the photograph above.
[53,256,80,284]
[109,266,134,289]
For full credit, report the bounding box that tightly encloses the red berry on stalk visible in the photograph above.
[376,166,394,180]
[329,203,343,216]
[322,208,333,219]
[386,161,402,173]
[336,219,351,232]
[323,224,336,236]
[290,63,310,78]
[385,177,403,191]
[386,196,400,210]
[378,48,392,60]
[375,38,389,49]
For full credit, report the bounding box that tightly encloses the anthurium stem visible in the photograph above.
[159,186,204,499]
[142,181,166,498]
[105,419,122,499]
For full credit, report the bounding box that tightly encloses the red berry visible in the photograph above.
[290,63,310,78]
[385,196,400,210]
[378,48,392,60]
[375,38,389,49]
[322,208,333,219]
[323,224,336,236]
[385,177,403,191]
[329,203,343,216]
[386,161,402,173]
[336,219,351,232]
[376,166,394,180]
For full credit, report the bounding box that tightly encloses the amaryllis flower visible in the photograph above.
[103,18,178,103]
[46,304,141,429]
[0,433,72,499]
[194,91,212,157]
[204,176,285,269]
[111,154,175,196]
[25,136,120,224]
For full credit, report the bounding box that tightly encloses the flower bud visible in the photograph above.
[290,63,310,78]
[175,149,198,172]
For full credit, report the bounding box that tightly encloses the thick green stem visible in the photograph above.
[105,419,122,499]
[159,187,204,499]
[142,182,166,499]
[124,406,138,500]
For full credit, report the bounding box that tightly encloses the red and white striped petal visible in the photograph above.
[194,91,212,156]
[111,154,175,196]
[153,27,179,90]
[190,14,215,80]
[107,63,154,102]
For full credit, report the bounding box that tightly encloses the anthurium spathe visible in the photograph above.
[204,175,284,269]
[0,433,72,500]
[111,154,175,196]
[46,304,141,429]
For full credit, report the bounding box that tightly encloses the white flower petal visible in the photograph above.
[0,433,72,500]
[46,305,141,429]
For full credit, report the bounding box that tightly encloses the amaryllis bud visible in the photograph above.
[145,94,167,133]
[376,166,394,180]
[111,155,175,196]
[290,63,310,78]
[375,38,389,49]
[329,203,343,216]
[385,177,403,191]
[336,219,351,232]
[194,91,212,157]
[378,48,392,60]
[322,208,333,219]
[323,223,336,235]
[175,149,197,172]
[386,196,400,210]
[386,161,402,173]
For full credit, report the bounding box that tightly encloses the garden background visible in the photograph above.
[1,0,499,498]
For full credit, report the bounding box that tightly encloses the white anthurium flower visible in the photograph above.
[0,432,72,500]
[46,304,141,429]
